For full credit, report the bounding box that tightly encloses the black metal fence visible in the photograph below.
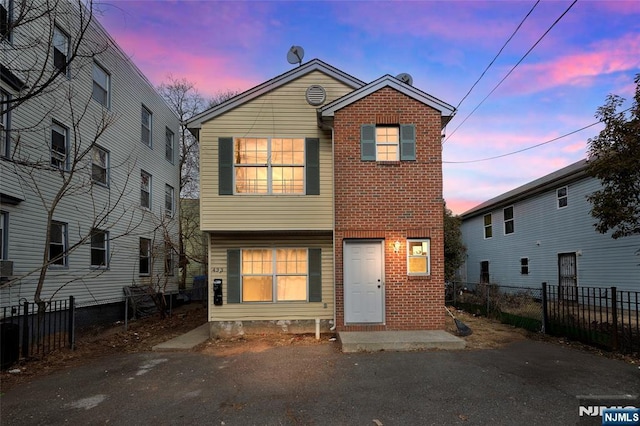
[543,283,639,355]
[0,296,75,369]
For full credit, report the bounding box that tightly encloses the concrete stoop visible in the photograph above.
[338,330,466,353]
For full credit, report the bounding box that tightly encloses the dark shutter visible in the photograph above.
[308,248,322,302]
[305,138,319,195]
[218,137,233,195]
[227,249,241,303]
[400,124,416,160]
[360,124,376,161]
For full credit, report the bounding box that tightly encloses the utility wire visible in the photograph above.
[444,0,578,144]
[452,0,540,114]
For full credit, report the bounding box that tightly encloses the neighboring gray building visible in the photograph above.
[459,159,640,292]
[1,0,180,318]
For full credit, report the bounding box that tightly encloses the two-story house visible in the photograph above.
[187,59,455,336]
[1,0,180,323]
[460,159,640,293]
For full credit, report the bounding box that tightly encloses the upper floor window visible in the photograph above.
[483,214,492,239]
[165,127,174,163]
[51,121,68,170]
[1,0,13,41]
[90,229,108,268]
[139,237,151,275]
[361,124,416,161]
[504,206,514,235]
[141,106,152,147]
[49,221,67,267]
[164,184,174,217]
[1,89,9,157]
[407,239,430,276]
[92,62,110,108]
[557,186,568,209]
[234,137,304,194]
[53,26,70,76]
[91,145,108,185]
[140,170,151,208]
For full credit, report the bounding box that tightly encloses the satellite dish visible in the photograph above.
[396,73,413,86]
[287,46,305,66]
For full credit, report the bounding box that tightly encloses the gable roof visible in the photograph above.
[186,59,365,138]
[461,159,589,219]
[318,74,456,129]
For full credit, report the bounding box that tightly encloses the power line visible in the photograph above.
[453,0,540,113]
[444,0,578,144]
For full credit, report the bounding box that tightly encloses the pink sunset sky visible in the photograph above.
[96,0,640,215]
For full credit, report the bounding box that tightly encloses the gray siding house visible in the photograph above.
[1,0,180,320]
[460,159,640,293]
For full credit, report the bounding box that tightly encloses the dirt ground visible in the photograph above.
[1,304,636,394]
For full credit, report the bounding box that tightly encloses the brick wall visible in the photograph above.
[334,87,445,330]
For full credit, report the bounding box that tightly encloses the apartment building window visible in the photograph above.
[139,238,151,275]
[140,171,151,208]
[483,214,492,239]
[1,89,9,157]
[0,211,6,260]
[141,105,152,147]
[90,229,108,268]
[164,184,174,217]
[53,25,70,76]
[234,137,305,194]
[91,146,108,185]
[92,62,110,108]
[165,127,174,163]
[360,124,416,161]
[407,239,430,275]
[1,0,13,41]
[164,241,174,276]
[51,121,68,170]
[49,221,67,266]
[557,186,568,209]
[520,257,529,275]
[504,206,514,235]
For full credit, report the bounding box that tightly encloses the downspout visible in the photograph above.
[330,125,337,331]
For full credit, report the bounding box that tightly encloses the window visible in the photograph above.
[51,121,68,169]
[0,211,7,260]
[520,258,529,275]
[49,221,67,266]
[1,89,9,157]
[164,241,174,276]
[241,248,308,302]
[141,106,152,147]
[234,138,304,194]
[165,127,174,163]
[1,0,12,40]
[483,214,492,239]
[139,238,151,275]
[91,146,108,185]
[52,26,69,76]
[503,206,514,235]
[407,239,430,275]
[361,124,416,161]
[90,229,108,267]
[92,62,110,107]
[480,261,490,283]
[557,186,568,209]
[164,184,174,217]
[140,171,151,208]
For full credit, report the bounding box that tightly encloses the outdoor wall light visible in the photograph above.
[393,241,402,254]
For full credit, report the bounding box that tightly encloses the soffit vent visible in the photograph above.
[306,85,326,106]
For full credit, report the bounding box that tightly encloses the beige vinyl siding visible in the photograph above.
[207,234,334,322]
[200,71,354,231]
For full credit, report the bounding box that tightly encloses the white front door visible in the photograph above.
[344,241,384,324]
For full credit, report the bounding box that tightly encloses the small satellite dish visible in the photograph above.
[396,73,413,86]
[287,46,305,66]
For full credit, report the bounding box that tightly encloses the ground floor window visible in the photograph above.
[407,239,430,275]
[241,248,308,302]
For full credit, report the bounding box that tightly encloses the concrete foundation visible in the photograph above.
[209,319,334,338]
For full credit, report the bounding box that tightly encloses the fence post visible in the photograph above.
[20,300,29,358]
[68,296,75,350]
[541,282,548,334]
[611,287,618,351]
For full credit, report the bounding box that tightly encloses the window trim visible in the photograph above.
[140,170,151,209]
[91,145,109,186]
[52,25,70,77]
[165,127,174,163]
[141,105,152,147]
[557,186,568,209]
[164,183,174,217]
[90,228,109,268]
[1,0,14,42]
[91,62,110,108]
[139,237,151,276]
[375,126,400,162]
[406,239,431,276]
[483,213,492,239]
[49,221,68,268]
[1,89,10,157]
[51,120,69,170]
[503,206,514,235]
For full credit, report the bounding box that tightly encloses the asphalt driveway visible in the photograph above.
[1,340,639,425]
